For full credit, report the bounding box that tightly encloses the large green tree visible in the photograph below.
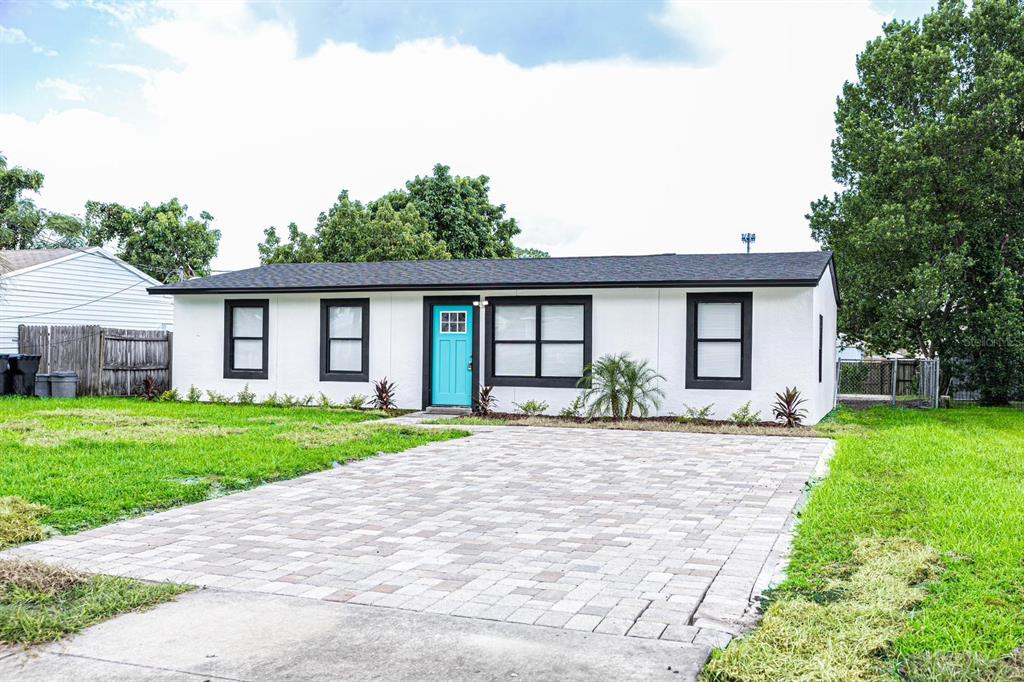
[809,0,1024,403]
[0,153,85,250]
[259,191,449,264]
[259,164,536,264]
[389,164,519,259]
[84,199,221,283]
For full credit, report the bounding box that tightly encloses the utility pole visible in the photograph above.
[741,233,756,253]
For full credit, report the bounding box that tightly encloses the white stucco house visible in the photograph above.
[150,251,839,423]
[0,247,174,353]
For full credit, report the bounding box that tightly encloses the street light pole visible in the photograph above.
[741,233,756,254]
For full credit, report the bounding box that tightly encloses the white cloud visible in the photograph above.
[36,78,92,102]
[100,63,153,79]
[0,1,888,271]
[1,24,58,56]
[0,25,29,44]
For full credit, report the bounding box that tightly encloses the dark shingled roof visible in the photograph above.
[150,251,835,295]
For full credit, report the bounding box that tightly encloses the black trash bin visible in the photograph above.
[7,354,42,396]
[0,354,9,395]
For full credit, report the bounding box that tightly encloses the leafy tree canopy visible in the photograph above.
[514,246,551,258]
[808,0,1024,403]
[0,153,84,250]
[259,164,542,264]
[84,199,221,283]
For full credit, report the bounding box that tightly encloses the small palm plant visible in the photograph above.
[578,353,665,420]
[772,386,808,427]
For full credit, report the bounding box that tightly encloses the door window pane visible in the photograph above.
[329,306,362,338]
[494,343,535,376]
[697,302,741,339]
[233,339,263,370]
[696,341,742,378]
[440,311,466,334]
[494,306,535,340]
[541,305,584,341]
[232,306,263,337]
[330,339,363,372]
[541,343,583,377]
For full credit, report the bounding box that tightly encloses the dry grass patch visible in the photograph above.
[0,559,189,645]
[899,650,1024,682]
[0,559,86,596]
[0,497,49,549]
[2,410,245,447]
[276,423,436,449]
[703,537,942,682]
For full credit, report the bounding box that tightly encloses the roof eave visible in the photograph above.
[148,278,825,295]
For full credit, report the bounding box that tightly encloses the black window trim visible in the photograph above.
[485,295,592,389]
[685,292,752,390]
[223,299,269,380]
[320,298,370,382]
[818,313,824,383]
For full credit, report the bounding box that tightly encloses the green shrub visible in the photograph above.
[559,394,586,418]
[317,392,333,409]
[342,394,368,410]
[186,385,202,403]
[159,388,181,402]
[513,399,549,416]
[236,384,256,405]
[280,394,299,408]
[204,390,232,405]
[678,403,715,424]
[262,392,281,407]
[729,401,761,426]
[300,394,316,406]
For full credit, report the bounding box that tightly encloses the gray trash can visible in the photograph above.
[0,354,9,395]
[34,374,52,397]
[50,371,78,398]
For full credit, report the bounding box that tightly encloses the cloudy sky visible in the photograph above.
[1,0,933,271]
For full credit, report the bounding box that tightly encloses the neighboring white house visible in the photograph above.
[0,247,174,353]
[152,251,839,423]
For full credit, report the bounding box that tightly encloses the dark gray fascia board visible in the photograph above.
[149,278,825,295]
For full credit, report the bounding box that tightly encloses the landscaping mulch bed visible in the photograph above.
[442,413,823,437]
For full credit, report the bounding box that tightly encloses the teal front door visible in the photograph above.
[431,305,473,406]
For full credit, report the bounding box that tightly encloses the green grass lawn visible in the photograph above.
[0,396,466,540]
[707,406,1024,681]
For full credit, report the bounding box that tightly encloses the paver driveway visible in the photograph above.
[7,426,831,647]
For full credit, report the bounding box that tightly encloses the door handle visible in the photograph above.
[468,357,474,372]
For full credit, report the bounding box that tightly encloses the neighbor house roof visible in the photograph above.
[0,247,163,285]
[150,251,836,299]
[0,248,81,273]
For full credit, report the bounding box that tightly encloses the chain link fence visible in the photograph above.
[836,358,940,409]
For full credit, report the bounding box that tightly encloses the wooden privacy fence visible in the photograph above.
[18,325,172,396]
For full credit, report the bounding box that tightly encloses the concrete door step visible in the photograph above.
[425,406,472,416]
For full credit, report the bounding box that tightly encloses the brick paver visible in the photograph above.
[5,426,831,643]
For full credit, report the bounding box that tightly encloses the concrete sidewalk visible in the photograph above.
[0,588,710,681]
